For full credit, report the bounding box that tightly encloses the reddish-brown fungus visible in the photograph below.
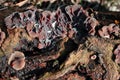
[84,17,99,35]
[8,51,25,70]
[98,23,120,38]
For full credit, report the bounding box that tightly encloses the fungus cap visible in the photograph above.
[8,51,25,70]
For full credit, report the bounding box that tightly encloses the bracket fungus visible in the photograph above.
[4,5,100,50]
[8,51,25,70]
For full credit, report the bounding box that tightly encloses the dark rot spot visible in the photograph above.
[12,12,21,21]
[28,13,32,18]
[77,64,87,74]
[35,11,40,21]
[46,15,51,21]
[57,10,60,16]
[42,17,45,21]
[70,7,73,15]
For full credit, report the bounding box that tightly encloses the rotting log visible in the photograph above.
[0,4,120,80]
[39,36,120,80]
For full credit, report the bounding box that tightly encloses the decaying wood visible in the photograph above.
[0,4,120,80]
[38,36,120,80]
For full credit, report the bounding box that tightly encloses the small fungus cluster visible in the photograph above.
[5,5,98,49]
[8,51,25,70]
[98,23,120,38]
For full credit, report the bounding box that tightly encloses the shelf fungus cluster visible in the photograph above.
[4,5,99,49]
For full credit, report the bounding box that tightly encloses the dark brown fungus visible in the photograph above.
[8,51,25,70]
[0,29,5,47]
